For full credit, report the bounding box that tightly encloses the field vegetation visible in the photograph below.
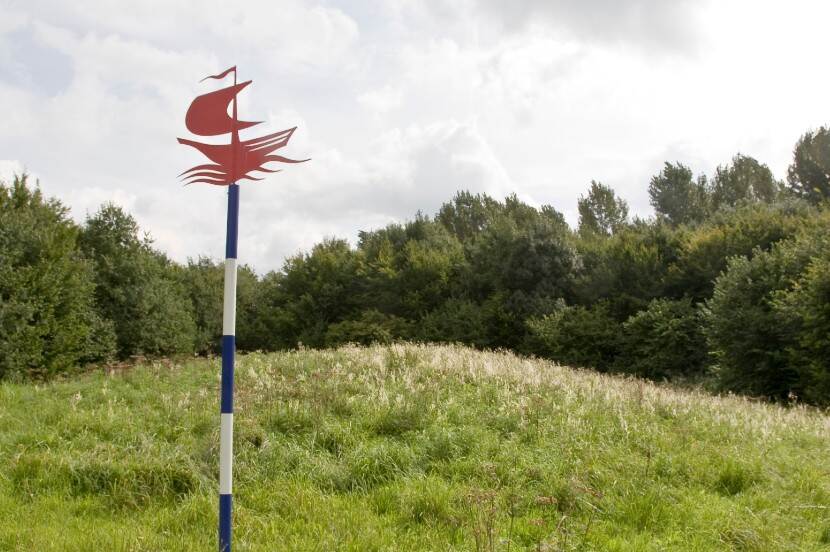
[2,344,829,550]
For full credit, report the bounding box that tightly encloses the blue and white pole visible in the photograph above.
[177,64,306,550]
[219,182,239,551]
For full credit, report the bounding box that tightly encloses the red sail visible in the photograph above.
[185,81,261,137]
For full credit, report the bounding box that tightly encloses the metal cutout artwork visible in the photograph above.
[178,66,309,185]
[178,66,308,552]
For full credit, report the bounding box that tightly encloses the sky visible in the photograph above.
[1,0,829,272]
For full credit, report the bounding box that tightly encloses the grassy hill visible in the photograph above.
[1,344,828,551]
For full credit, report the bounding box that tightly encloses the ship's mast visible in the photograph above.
[232,69,238,181]
[219,67,240,552]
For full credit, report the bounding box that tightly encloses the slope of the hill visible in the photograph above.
[1,344,828,551]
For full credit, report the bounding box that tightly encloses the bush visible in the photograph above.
[180,257,224,354]
[0,175,114,379]
[467,205,579,349]
[705,216,830,404]
[325,310,411,347]
[666,200,813,301]
[269,239,364,348]
[704,223,828,400]
[79,204,195,358]
[527,301,622,371]
[773,252,830,404]
[574,222,680,319]
[618,298,707,380]
[182,257,260,354]
[418,299,492,348]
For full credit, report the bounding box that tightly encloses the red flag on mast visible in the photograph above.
[201,65,237,82]
[178,67,309,185]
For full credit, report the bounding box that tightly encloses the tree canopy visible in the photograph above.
[787,126,830,203]
[577,180,629,237]
[3,126,830,405]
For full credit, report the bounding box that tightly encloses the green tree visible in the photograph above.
[712,154,782,209]
[704,234,820,400]
[666,200,813,301]
[266,239,364,348]
[574,221,680,319]
[396,221,465,318]
[648,162,710,225]
[468,204,578,348]
[181,257,224,354]
[771,226,830,405]
[787,126,830,204]
[324,309,411,346]
[0,175,114,378]
[79,204,195,357]
[360,218,466,320]
[527,301,622,371]
[436,191,502,243]
[618,298,707,380]
[182,257,260,354]
[577,180,629,236]
[418,299,492,348]
[239,270,294,351]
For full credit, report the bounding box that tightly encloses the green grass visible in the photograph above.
[1,344,829,551]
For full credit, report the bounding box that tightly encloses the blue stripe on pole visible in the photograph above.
[219,493,232,552]
[221,335,235,414]
[225,184,240,259]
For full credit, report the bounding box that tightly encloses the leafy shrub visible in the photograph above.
[618,298,708,380]
[527,301,622,371]
[705,252,798,400]
[773,252,830,404]
[574,222,680,319]
[325,310,411,346]
[666,200,813,301]
[418,299,493,348]
[705,215,830,404]
[0,175,114,379]
[181,257,260,354]
[79,204,196,358]
[704,222,828,400]
[268,239,363,348]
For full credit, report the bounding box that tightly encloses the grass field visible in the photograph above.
[1,344,829,551]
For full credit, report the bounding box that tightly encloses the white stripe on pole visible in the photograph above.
[219,413,234,495]
[223,258,238,336]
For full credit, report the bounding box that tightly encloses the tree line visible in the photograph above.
[2,126,829,404]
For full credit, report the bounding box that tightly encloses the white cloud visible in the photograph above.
[0,160,25,183]
[473,0,705,52]
[358,85,403,114]
[1,0,829,271]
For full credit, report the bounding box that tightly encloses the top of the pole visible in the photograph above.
[177,64,309,186]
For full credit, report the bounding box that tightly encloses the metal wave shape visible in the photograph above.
[177,66,309,185]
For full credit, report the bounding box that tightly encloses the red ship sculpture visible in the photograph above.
[178,66,308,185]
